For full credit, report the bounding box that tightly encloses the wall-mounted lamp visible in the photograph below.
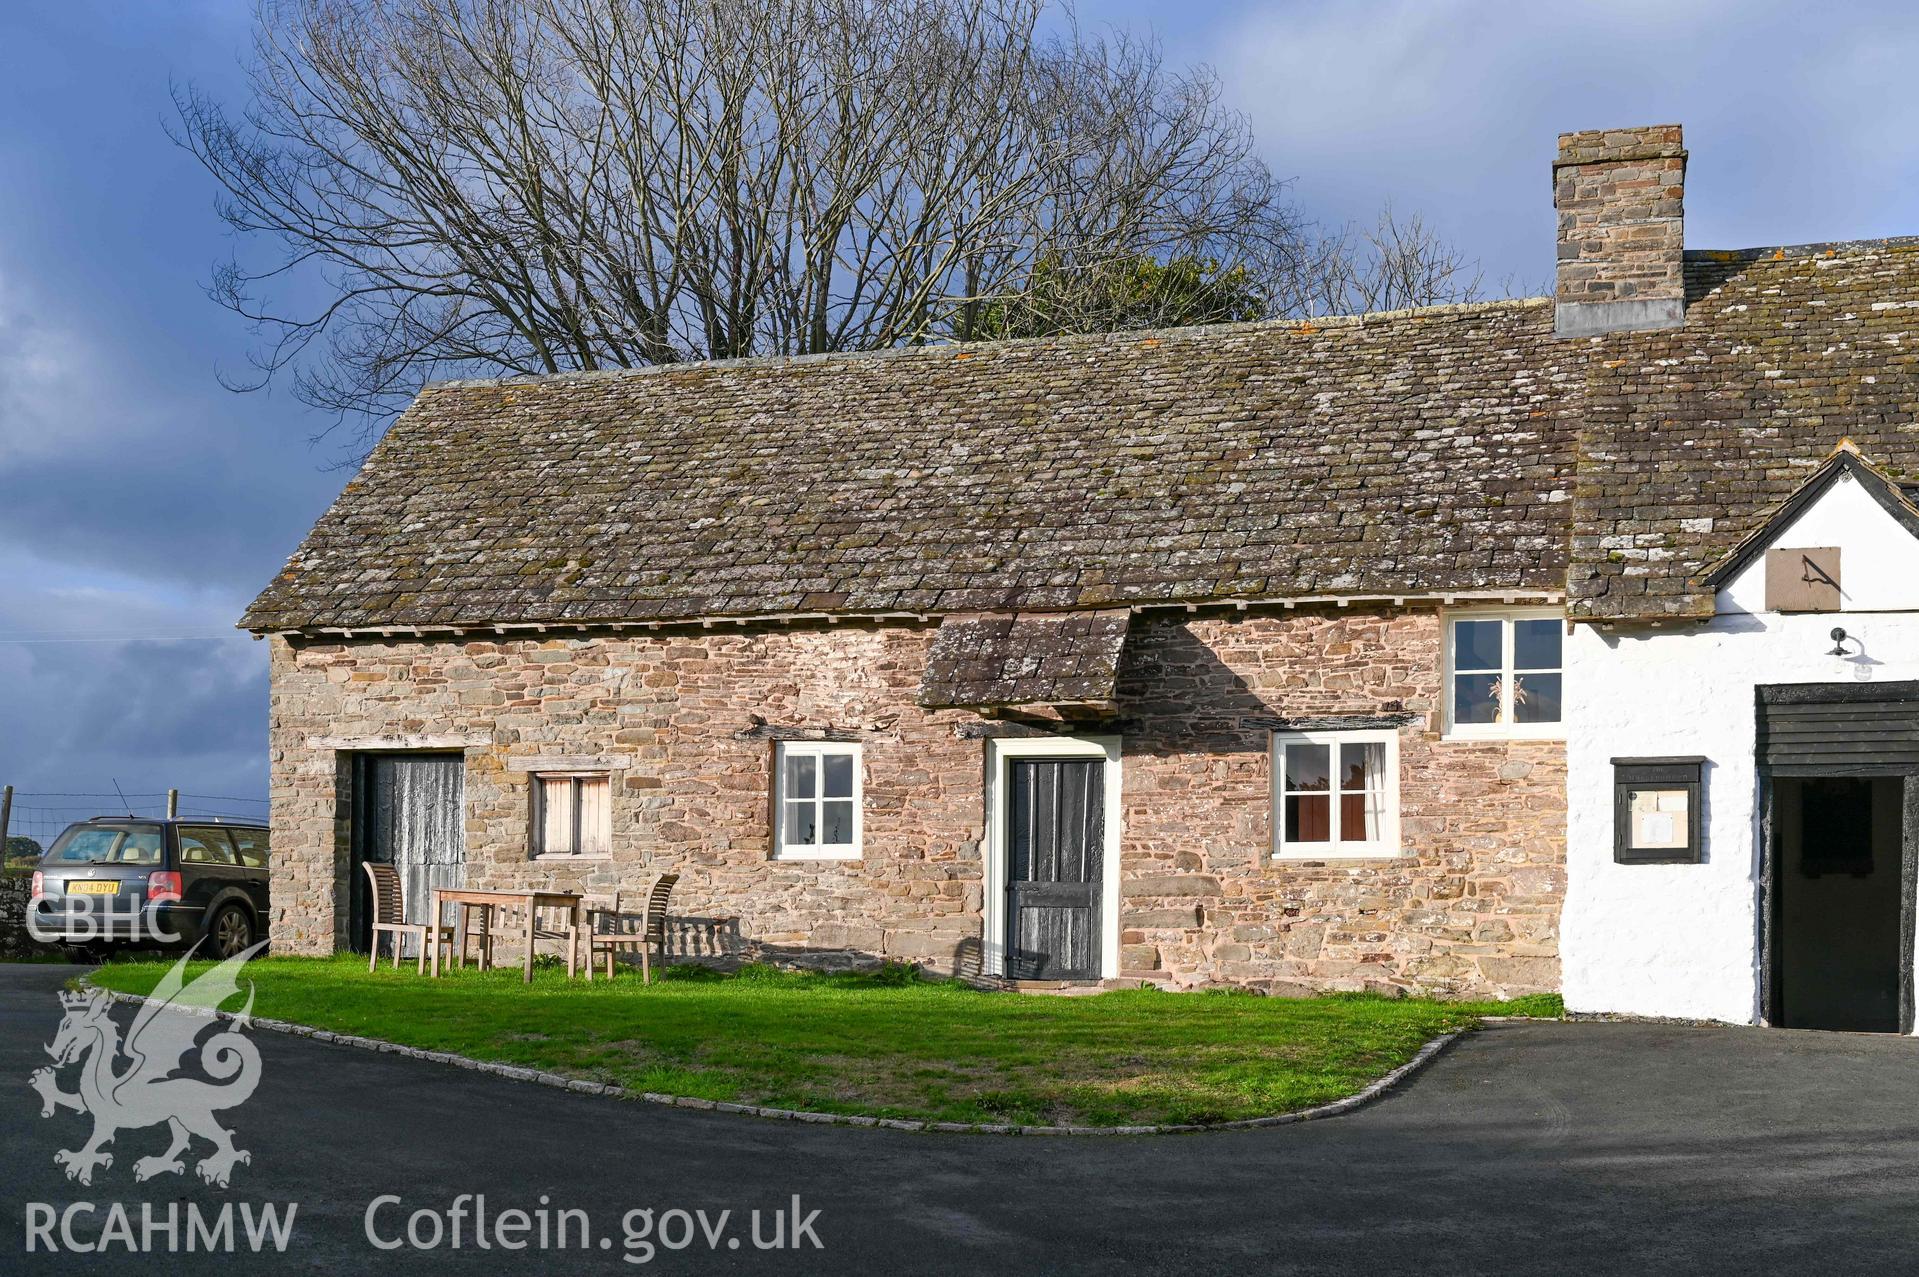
[1828,626,1851,657]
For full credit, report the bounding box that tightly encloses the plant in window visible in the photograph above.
[1490,676,1533,715]
[1448,613,1562,733]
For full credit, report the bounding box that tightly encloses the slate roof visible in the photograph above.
[1570,239,1919,619]
[241,299,1581,632]
[918,611,1132,709]
[242,237,1919,633]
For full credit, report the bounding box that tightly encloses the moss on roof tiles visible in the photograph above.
[242,301,1576,631]
[1571,240,1919,619]
[240,243,1919,632]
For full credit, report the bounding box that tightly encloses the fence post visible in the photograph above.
[0,785,11,855]
[167,788,179,820]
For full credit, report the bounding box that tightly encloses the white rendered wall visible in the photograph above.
[1564,474,1919,1024]
[1717,473,1919,614]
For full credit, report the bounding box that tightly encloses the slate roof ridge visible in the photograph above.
[422,295,1554,392]
[1683,235,1919,265]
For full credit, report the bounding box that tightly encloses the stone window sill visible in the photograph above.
[1440,727,1567,743]
[532,853,615,863]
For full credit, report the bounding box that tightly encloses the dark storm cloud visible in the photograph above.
[2,632,267,783]
[0,408,337,593]
[0,3,339,803]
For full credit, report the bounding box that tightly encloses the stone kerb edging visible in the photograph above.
[87,981,1468,1136]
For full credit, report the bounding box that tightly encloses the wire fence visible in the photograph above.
[1,789,270,860]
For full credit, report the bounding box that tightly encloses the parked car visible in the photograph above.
[29,817,269,959]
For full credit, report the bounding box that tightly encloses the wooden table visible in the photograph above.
[429,887,583,983]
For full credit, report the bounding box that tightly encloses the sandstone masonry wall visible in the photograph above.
[1553,124,1686,308]
[1115,611,1563,995]
[268,607,1564,997]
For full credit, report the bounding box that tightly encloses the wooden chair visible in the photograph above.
[483,898,583,978]
[451,900,498,971]
[363,863,454,974]
[584,874,679,982]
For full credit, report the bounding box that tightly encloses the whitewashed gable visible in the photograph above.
[1716,467,1919,615]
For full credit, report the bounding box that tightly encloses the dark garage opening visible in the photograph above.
[347,752,466,954]
[1774,776,1904,1032]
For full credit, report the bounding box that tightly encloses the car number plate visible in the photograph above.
[67,881,120,895]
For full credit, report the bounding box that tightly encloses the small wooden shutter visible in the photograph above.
[577,777,610,855]
[1757,683,1919,775]
[540,777,575,854]
[539,775,610,855]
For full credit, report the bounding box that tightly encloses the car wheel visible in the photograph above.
[210,904,255,959]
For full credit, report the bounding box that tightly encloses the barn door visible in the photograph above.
[350,753,466,952]
[1005,758,1104,980]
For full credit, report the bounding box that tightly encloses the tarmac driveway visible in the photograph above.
[3,961,1917,1274]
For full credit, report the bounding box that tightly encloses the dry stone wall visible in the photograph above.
[0,872,54,958]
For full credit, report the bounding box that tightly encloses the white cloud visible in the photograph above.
[1209,0,1919,280]
[0,268,116,465]
[0,249,230,474]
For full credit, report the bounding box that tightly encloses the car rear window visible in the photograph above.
[47,824,164,865]
[178,827,238,865]
[228,827,269,869]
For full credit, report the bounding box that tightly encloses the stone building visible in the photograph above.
[246,124,1919,1027]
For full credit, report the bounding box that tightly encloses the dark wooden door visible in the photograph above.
[1006,758,1103,980]
[349,753,466,951]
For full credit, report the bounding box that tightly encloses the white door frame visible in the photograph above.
[981,734,1123,980]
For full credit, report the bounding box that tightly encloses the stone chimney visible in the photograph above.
[1553,124,1686,337]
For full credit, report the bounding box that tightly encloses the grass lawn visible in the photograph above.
[87,957,1560,1128]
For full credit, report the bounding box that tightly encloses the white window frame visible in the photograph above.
[1441,607,1567,740]
[773,741,863,861]
[1270,729,1402,860]
[532,771,613,860]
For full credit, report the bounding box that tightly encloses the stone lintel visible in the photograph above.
[504,754,632,772]
[304,733,489,751]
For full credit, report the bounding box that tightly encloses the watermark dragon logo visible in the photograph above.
[30,943,267,1188]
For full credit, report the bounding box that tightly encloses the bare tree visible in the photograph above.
[1304,203,1488,317]
[175,0,1325,447]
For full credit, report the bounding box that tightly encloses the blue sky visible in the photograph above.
[3,0,1918,823]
